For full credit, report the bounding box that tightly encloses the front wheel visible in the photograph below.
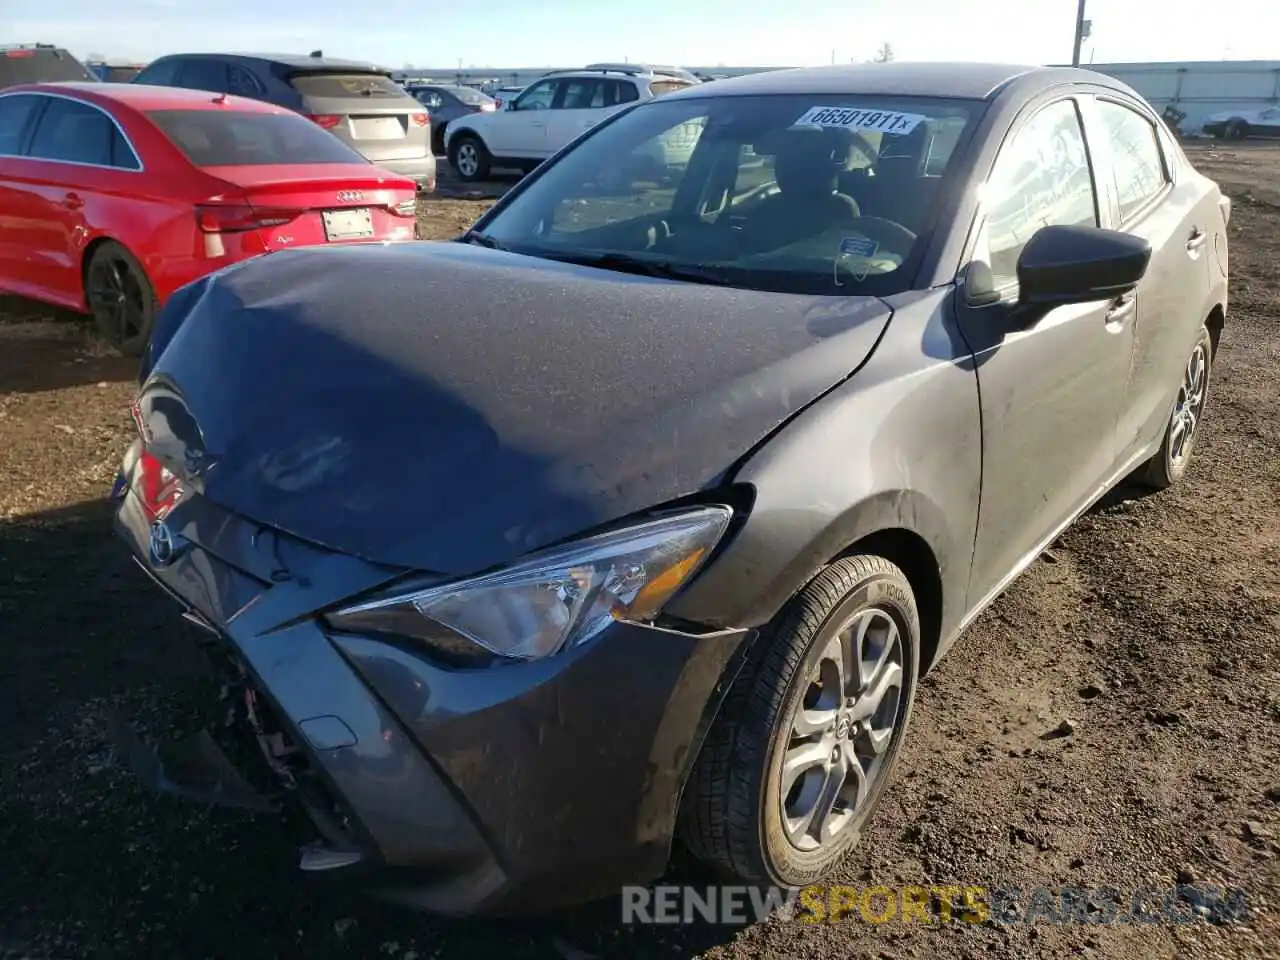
[449,134,490,182]
[85,240,157,357]
[1225,118,1249,140]
[680,554,920,887]
[1140,324,1213,489]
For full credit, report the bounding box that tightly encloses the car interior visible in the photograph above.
[532,112,954,289]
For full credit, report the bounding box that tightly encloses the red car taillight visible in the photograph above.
[307,114,342,129]
[410,111,429,127]
[196,204,300,233]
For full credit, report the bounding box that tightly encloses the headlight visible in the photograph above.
[328,506,732,662]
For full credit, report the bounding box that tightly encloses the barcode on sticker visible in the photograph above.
[794,106,925,135]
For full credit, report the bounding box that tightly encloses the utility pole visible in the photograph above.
[1071,0,1087,66]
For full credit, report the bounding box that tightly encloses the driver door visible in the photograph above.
[490,78,558,157]
[954,96,1135,610]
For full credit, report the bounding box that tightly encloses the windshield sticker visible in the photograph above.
[834,235,882,286]
[794,106,925,135]
[839,236,879,259]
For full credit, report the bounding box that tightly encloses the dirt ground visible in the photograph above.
[1,146,1278,960]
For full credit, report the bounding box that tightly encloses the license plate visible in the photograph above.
[322,208,374,241]
[350,116,404,140]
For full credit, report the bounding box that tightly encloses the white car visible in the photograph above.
[1203,105,1280,140]
[444,68,695,181]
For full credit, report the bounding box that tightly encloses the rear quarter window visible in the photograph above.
[148,109,366,166]
[289,72,412,102]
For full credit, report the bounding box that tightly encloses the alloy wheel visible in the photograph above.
[780,607,905,851]
[456,142,479,178]
[89,254,146,346]
[1169,340,1209,468]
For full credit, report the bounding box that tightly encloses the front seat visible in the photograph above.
[738,127,860,254]
[858,124,932,230]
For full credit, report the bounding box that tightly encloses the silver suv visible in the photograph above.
[133,53,436,190]
[445,66,695,181]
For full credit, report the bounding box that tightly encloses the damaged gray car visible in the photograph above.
[113,61,1229,915]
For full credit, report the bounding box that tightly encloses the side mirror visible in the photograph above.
[1016,224,1152,320]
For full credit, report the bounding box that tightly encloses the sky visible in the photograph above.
[10,0,1279,68]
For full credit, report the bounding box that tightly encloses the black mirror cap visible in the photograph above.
[1017,224,1153,307]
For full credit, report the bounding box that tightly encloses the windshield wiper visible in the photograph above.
[462,231,507,251]
[545,251,732,286]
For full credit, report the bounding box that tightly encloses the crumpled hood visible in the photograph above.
[139,242,892,575]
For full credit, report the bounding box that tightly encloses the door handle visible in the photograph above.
[530,121,546,128]
[1106,292,1136,324]
[584,120,597,128]
[63,192,84,210]
[1185,228,1208,255]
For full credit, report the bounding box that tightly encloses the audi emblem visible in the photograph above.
[336,191,364,203]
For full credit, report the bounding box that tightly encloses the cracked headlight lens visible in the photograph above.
[329,506,732,661]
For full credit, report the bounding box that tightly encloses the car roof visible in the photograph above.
[0,81,288,113]
[155,52,390,73]
[660,61,1127,101]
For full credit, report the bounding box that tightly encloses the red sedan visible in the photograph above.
[0,83,419,354]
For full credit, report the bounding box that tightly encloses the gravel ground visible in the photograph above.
[1,145,1278,960]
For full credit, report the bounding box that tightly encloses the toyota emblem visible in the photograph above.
[336,190,364,203]
[148,518,187,568]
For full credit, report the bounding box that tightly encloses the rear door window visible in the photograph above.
[149,109,365,165]
[1095,100,1169,221]
[0,93,43,155]
[26,97,137,168]
[176,59,229,93]
[560,79,602,110]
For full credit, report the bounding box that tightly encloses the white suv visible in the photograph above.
[444,68,695,181]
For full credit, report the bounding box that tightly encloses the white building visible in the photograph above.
[1086,60,1280,134]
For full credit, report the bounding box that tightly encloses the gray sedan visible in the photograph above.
[114,61,1228,914]
[405,83,497,155]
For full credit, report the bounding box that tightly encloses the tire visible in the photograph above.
[679,554,920,887]
[432,124,446,157]
[449,133,490,182]
[1225,119,1249,140]
[84,240,157,357]
[1140,324,1213,490]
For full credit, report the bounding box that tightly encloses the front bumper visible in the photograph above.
[113,469,748,915]
[374,153,437,192]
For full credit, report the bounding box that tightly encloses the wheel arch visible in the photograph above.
[79,234,137,308]
[670,487,960,678]
[1206,302,1225,356]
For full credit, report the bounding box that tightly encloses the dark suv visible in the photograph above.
[133,52,436,189]
[0,44,97,89]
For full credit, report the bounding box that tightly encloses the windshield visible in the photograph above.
[476,93,978,295]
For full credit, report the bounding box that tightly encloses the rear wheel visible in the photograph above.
[449,134,490,182]
[680,555,920,886]
[1140,324,1213,489]
[1225,118,1249,140]
[85,241,157,357]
